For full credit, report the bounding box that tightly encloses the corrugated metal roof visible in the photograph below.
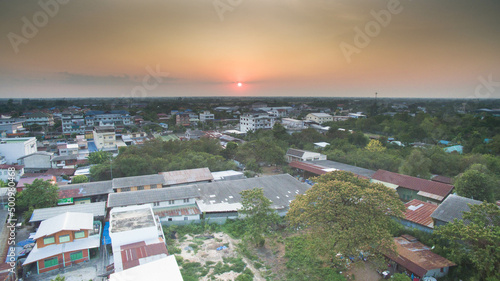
[312,160,376,178]
[108,185,200,208]
[160,167,214,185]
[372,170,454,199]
[385,236,456,278]
[120,241,168,270]
[33,212,93,239]
[286,148,306,158]
[110,255,183,281]
[430,194,482,223]
[30,202,106,223]
[112,174,164,189]
[59,180,113,198]
[403,199,438,228]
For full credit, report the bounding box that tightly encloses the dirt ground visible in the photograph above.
[260,166,283,176]
[348,261,383,281]
[178,232,265,281]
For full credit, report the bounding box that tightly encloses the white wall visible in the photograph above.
[0,138,37,164]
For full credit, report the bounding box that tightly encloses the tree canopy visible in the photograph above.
[16,179,59,222]
[454,165,497,202]
[287,171,405,261]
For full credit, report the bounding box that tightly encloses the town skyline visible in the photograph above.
[1,0,500,99]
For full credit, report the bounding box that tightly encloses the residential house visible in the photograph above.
[17,175,56,192]
[0,121,24,134]
[347,112,367,119]
[176,113,190,126]
[108,205,168,272]
[371,170,454,204]
[0,164,24,182]
[17,152,54,172]
[107,185,201,223]
[22,212,101,274]
[29,202,107,225]
[58,143,78,156]
[24,112,54,127]
[384,235,455,279]
[281,118,306,132]
[61,112,86,135]
[51,154,79,169]
[289,160,376,179]
[305,113,333,124]
[399,199,438,233]
[112,174,164,193]
[160,167,214,187]
[109,255,183,281]
[211,170,245,181]
[285,148,327,163]
[93,126,117,151]
[199,111,215,122]
[431,194,482,227]
[239,112,275,133]
[0,137,37,164]
[185,129,205,140]
[84,110,132,128]
[58,180,113,204]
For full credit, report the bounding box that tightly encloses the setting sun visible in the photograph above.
[237,82,242,87]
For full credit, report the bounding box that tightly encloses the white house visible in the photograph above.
[285,148,327,163]
[93,126,117,151]
[0,164,24,182]
[305,113,333,124]
[24,113,54,127]
[199,111,215,122]
[17,151,53,172]
[0,137,37,164]
[239,112,275,133]
[61,112,86,135]
[348,112,367,119]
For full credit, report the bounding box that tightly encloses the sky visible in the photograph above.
[1,0,499,99]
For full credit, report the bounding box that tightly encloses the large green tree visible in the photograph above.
[16,179,59,222]
[287,171,405,261]
[71,175,89,184]
[454,165,497,202]
[435,202,500,280]
[399,149,432,179]
[239,188,279,246]
[87,151,112,165]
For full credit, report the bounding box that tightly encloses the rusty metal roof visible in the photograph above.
[403,199,438,229]
[160,167,214,186]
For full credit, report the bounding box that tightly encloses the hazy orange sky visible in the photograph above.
[1,0,499,98]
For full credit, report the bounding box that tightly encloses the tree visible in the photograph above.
[435,202,500,280]
[87,151,112,165]
[454,166,496,202]
[222,142,238,160]
[287,171,405,261]
[391,273,411,281]
[365,139,386,153]
[16,179,59,222]
[239,188,279,246]
[71,175,89,184]
[399,149,431,179]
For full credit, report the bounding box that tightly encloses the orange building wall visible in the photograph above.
[37,250,89,274]
[36,229,89,249]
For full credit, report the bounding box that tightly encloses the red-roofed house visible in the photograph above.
[399,199,438,233]
[371,170,454,204]
[16,175,56,192]
[384,235,455,279]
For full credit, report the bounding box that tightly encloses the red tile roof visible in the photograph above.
[120,241,168,270]
[384,236,456,278]
[431,175,452,185]
[403,199,438,228]
[372,170,454,198]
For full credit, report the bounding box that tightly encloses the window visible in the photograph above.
[59,235,70,243]
[168,218,172,221]
[121,187,130,192]
[44,236,55,245]
[44,257,58,268]
[74,231,85,239]
[168,200,175,205]
[150,185,157,189]
[137,186,144,191]
[70,251,83,261]
[153,202,160,207]
[183,198,190,203]
[184,217,188,221]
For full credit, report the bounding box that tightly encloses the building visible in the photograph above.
[176,113,190,126]
[107,185,201,223]
[0,121,24,134]
[285,148,327,163]
[0,137,37,164]
[24,112,54,127]
[93,126,117,151]
[371,170,454,204]
[431,194,482,227]
[22,212,101,274]
[211,170,245,181]
[347,112,367,119]
[16,175,56,192]
[58,180,113,204]
[108,205,168,272]
[84,110,132,127]
[160,167,214,187]
[399,199,438,233]
[185,129,205,140]
[112,174,164,193]
[29,202,107,224]
[17,152,54,172]
[58,143,79,155]
[50,154,79,169]
[289,160,376,179]
[199,111,215,122]
[281,118,306,132]
[61,112,86,135]
[305,113,333,124]
[109,255,183,281]
[384,235,455,279]
[0,164,23,182]
[239,112,275,133]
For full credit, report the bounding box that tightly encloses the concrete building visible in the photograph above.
[239,112,275,133]
[17,151,53,172]
[93,126,117,151]
[0,164,24,182]
[348,112,367,119]
[84,110,132,127]
[185,129,205,140]
[61,112,86,135]
[285,148,327,163]
[0,121,24,134]
[305,113,333,124]
[199,111,215,122]
[0,137,37,164]
[431,194,482,227]
[176,113,190,126]
[24,112,54,127]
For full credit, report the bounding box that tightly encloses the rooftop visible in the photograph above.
[107,185,200,208]
[109,255,183,281]
[431,194,482,223]
[33,212,93,240]
[112,174,164,189]
[160,167,214,186]
[30,202,106,223]
[403,199,438,229]
[110,208,156,233]
[290,160,376,179]
[58,180,113,198]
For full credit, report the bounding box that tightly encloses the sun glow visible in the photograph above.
[237,82,242,87]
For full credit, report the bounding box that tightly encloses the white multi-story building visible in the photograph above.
[0,137,37,164]
[305,113,333,124]
[239,112,275,133]
[62,112,86,135]
[199,111,215,122]
[93,126,117,151]
[24,113,54,127]
[85,111,132,127]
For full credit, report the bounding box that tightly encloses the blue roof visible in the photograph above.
[439,140,451,145]
[444,145,463,154]
[102,221,111,245]
[88,141,98,153]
